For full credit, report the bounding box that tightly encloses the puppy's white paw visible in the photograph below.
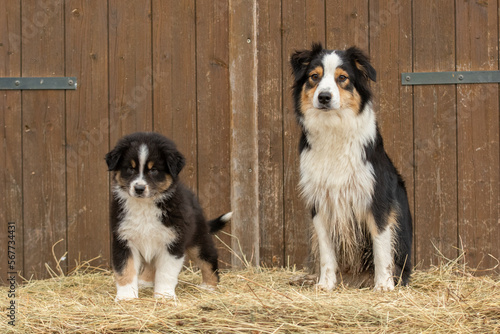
[154,290,176,299]
[115,293,137,302]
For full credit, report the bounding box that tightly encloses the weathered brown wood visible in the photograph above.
[282,0,325,270]
[66,0,110,269]
[256,0,284,267]
[109,0,153,144]
[0,0,22,282]
[228,0,260,267]
[369,0,414,262]
[413,0,458,267]
[21,0,67,278]
[455,0,499,272]
[152,0,197,191]
[326,0,369,50]
[195,1,232,268]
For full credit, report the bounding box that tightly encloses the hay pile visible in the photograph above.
[1,256,499,333]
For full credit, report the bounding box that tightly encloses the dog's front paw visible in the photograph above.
[154,290,176,299]
[316,276,337,291]
[373,279,395,292]
[115,292,137,302]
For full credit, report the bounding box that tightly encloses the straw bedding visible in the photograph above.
[1,255,499,333]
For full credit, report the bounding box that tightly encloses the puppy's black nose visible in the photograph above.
[318,92,332,105]
[134,185,146,195]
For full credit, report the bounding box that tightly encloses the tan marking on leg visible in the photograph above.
[187,247,218,287]
[115,256,136,286]
[138,262,155,285]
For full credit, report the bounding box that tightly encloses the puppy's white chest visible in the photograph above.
[118,198,177,263]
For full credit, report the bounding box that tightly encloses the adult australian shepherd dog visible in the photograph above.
[106,132,232,300]
[290,43,412,291]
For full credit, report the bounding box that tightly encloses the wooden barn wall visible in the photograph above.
[0,0,498,280]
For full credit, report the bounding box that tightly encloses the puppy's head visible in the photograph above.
[105,132,185,200]
[290,43,376,118]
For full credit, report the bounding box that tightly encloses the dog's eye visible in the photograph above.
[310,73,319,81]
[338,75,348,83]
[149,168,158,176]
[127,167,135,174]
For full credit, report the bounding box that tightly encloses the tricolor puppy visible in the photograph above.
[106,132,232,300]
[290,44,412,291]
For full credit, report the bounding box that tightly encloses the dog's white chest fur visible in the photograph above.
[117,197,177,263]
[299,108,377,264]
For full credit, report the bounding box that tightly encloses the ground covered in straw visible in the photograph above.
[1,259,499,333]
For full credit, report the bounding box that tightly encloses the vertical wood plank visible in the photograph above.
[152,0,197,191]
[326,0,369,50]
[109,0,153,144]
[228,0,260,267]
[369,0,414,261]
[66,0,109,269]
[196,1,232,267]
[0,0,22,281]
[256,0,284,267]
[456,0,499,272]
[22,0,67,278]
[413,0,457,267]
[282,0,325,269]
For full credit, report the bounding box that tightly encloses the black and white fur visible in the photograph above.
[106,132,232,300]
[290,44,412,291]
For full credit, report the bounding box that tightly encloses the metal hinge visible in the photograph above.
[401,71,500,85]
[0,77,77,90]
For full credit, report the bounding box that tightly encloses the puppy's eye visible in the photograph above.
[338,75,348,83]
[127,167,135,174]
[310,73,319,81]
[149,168,159,176]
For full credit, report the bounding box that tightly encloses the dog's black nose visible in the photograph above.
[134,185,146,195]
[318,92,332,105]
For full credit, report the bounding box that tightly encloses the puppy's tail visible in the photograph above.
[208,212,232,234]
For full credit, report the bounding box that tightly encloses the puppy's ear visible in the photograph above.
[290,42,323,80]
[166,150,186,179]
[105,141,128,171]
[345,46,376,82]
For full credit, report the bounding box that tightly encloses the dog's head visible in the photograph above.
[290,43,376,118]
[105,132,185,200]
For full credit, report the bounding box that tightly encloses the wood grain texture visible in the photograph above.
[368,0,414,263]
[196,1,232,268]
[228,0,260,267]
[326,0,369,50]
[282,0,325,270]
[0,0,22,281]
[65,0,110,269]
[256,0,284,267]
[413,0,458,267]
[455,0,499,272]
[109,0,153,143]
[21,0,67,278]
[152,0,197,191]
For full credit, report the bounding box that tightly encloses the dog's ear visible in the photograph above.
[165,150,186,179]
[290,42,323,80]
[345,46,376,82]
[105,140,128,171]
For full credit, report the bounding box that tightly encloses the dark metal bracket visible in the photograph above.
[401,71,500,85]
[0,77,77,90]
